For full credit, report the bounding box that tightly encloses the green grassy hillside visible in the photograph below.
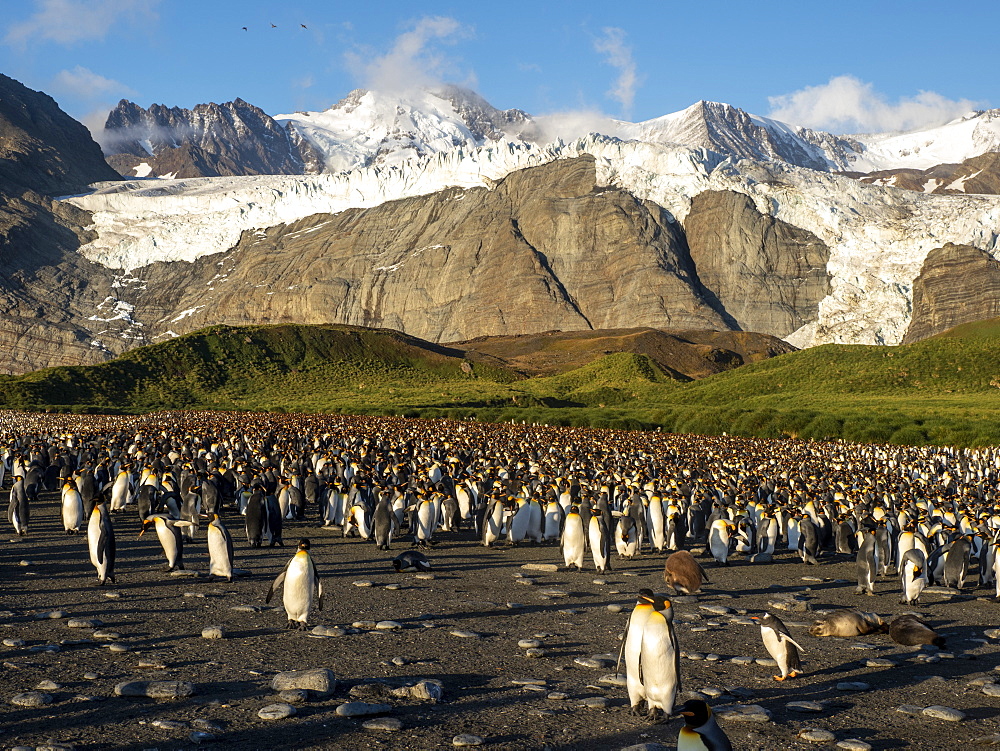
[3,320,1000,447]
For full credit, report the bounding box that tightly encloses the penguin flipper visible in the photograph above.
[266,568,287,604]
[780,633,807,653]
[312,560,323,611]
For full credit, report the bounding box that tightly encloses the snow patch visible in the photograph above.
[169,306,205,323]
[133,162,152,178]
[946,169,983,193]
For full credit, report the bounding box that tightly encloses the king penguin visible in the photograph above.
[266,538,323,629]
[676,698,733,751]
[87,498,116,585]
[622,589,657,715]
[206,513,235,581]
[753,612,804,680]
[561,505,586,570]
[856,527,878,595]
[639,596,680,722]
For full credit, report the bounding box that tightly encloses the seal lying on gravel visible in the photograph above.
[809,609,887,637]
[889,614,946,647]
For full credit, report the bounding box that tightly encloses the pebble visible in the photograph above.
[787,701,825,712]
[152,719,188,730]
[985,629,1000,639]
[575,657,616,669]
[36,680,61,691]
[258,703,296,720]
[705,654,721,661]
[415,573,435,580]
[353,580,374,587]
[699,605,733,615]
[599,674,627,687]
[67,618,102,629]
[699,687,724,698]
[714,704,772,723]
[756,658,777,667]
[311,625,346,637]
[539,588,569,597]
[897,704,924,715]
[690,627,709,633]
[506,602,523,609]
[29,644,60,653]
[607,604,623,613]
[271,668,336,695]
[580,696,612,708]
[518,639,542,649]
[201,626,225,639]
[230,605,261,612]
[558,608,580,615]
[107,643,130,653]
[2,638,25,647]
[511,678,546,686]
[767,597,812,612]
[547,691,569,700]
[525,648,546,658]
[983,684,1000,697]
[114,680,196,699]
[864,658,897,667]
[192,719,223,732]
[592,579,607,585]
[363,717,404,731]
[730,656,754,665]
[516,578,535,585]
[376,621,403,630]
[849,643,876,650]
[83,673,99,680]
[279,689,310,703]
[184,592,206,598]
[137,660,167,669]
[337,702,392,717]
[923,705,965,721]
[453,735,484,747]
[799,729,837,743]
[391,679,444,702]
[450,630,480,639]
[837,741,872,751]
[189,731,217,744]
[729,617,757,626]
[104,591,122,599]
[522,563,558,572]
[837,681,870,692]
[92,630,120,640]
[385,583,402,591]
[353,621,377,630]
[522,684,547,692]
[687,652,706,661]
[10,691,52,707]
[36,610,68,620]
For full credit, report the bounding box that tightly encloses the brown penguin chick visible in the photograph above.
[889,614,946,648]
[809,609,887,638]
[663,550,711,594]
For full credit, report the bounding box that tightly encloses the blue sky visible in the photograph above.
[2,0,997,136]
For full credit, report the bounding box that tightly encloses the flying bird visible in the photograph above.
[301,24,307,29]
[271,23,277,28]
[242,26,247,31]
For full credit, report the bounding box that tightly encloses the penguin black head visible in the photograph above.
[636,588,655,604]
[298,538,311,551]
[677,698,713,728]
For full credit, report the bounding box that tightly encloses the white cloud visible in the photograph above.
[767,75,982,134]
[52,65,134,99]
[593,27,640,119]
[345,16,471,95]
[525,109,626,146]
[4,0,159,47]
[293,75,315,90]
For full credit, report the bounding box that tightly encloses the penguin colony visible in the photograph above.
[3,409,999,747]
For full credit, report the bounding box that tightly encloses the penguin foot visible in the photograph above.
[285,620,297,629]
[788,670,801,678]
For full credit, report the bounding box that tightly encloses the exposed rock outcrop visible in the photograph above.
[904,243,1000,342]
[849,152,1000,195]
[682,190,831,337]
[119,156,729,346]
[101,98,322,178]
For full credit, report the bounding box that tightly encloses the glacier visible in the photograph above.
[65,132,1000,349]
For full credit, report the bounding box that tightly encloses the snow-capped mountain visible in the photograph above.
[276,86,530,173]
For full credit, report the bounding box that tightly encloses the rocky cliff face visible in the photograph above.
[682,190,831,337]
[114,156,728,346]
[904,243,1000,342]
[0,73,120,194]
[101,98,322,178]
[851,152,1000,195]
[0,74,124,374]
